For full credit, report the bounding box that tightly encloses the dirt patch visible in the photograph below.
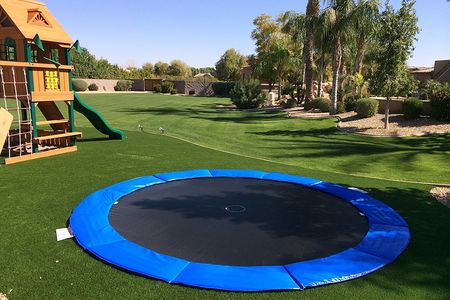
[0,293,8,300]
[338,112,450,137]
[431,187,450,208]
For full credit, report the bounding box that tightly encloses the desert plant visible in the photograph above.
[114,80,133,91]
[337,101,346,114]
[72,79,88,92]
[402,97,423,119]
[344,94,359,112]
[88,83,99,91]
[356,98,379,118]
[230,80,267,109]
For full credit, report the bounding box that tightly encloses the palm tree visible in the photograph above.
[314,9,334,98]
[303,0,320,108]
[353,0,380,75]
[324,0,358,114]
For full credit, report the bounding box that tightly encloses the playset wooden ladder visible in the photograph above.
[0,65,81,164]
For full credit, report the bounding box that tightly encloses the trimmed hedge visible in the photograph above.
[402,98,423,119]
[114,80,133,91]
[212,82,235,97]
[88,83,99,91]
[356,98,379,118]
[230,80,267,109]
[72,79,88,92]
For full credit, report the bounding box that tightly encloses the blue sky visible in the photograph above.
[45,0,450,68]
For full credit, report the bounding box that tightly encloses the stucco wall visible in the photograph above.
[376,98,431,116]
[78,79,119,92]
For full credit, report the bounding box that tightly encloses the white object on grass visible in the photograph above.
[56,228,74,241]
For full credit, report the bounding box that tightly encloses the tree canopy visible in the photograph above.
[215,49,247,82]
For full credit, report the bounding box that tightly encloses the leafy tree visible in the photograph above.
[215,49,247,82]
[266,33,292,100]
[154,61,170,77]
[71,47,98,79]
[251,15,285,95]
[278,11,306,102]
[141,62,154,78]
[71,47,128,79]
[372,0,420,129]
[168,60,192,78]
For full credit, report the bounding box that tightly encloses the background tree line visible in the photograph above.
[72,47,217,80]
[218,0,419,116]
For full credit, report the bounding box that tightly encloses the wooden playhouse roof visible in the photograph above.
[0,0,73,45]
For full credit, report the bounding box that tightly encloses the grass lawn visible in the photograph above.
[75,93,450,184]
[0,93,449,299]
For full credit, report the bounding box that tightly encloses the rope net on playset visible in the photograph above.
[0,65,33,159]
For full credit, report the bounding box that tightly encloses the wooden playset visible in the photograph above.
[0,0,123,165]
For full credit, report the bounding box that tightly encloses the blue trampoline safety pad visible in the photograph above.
[70,170,410,292]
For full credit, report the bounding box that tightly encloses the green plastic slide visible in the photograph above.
[73,92,125,140]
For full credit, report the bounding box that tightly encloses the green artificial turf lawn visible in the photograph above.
[0,93,449,299]
[74,93,450,184]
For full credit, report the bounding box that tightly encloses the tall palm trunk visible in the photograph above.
[354,35,366,74]
[384,96,390,129]
[278,73,282,100]
[304,0,319,109]
[317,56,325,98]
[330,37,342,115]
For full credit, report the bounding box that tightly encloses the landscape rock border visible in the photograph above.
[430,187,450,208]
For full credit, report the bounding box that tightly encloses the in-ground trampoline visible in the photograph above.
[70,169,410,292]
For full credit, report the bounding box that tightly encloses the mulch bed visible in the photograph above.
[337,112,450,137]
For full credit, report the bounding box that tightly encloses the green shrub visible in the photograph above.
[154,84,162,93]
[72,79,88,92]
[88,83,99,91]
[230,80,267,109]
[427,81,450,121]
[159,81,177,94]
[344,94,359,112]
[402,97,423,119]
[212,82,235,97]
[281,85,295,96]
[114,80,133,91]
[311,98,321,109]
[283,98,297,109]
[337,101,346,114]
[356,98,379,118]
[312,97,330,113]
